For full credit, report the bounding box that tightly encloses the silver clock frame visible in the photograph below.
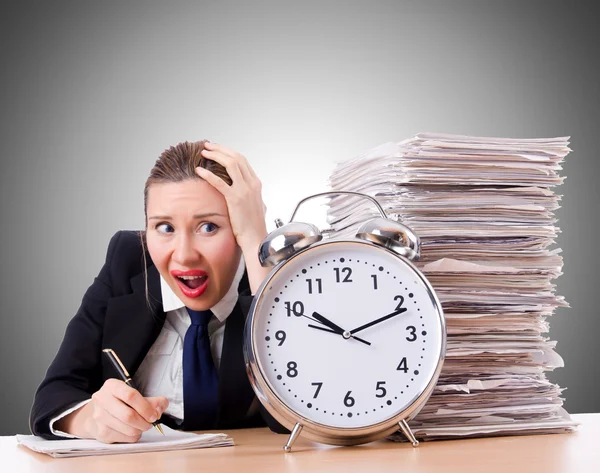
[244,238,446,452]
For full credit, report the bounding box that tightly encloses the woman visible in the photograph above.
[30,141,284,442]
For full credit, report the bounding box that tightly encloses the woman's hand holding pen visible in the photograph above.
[56,379,169,444]
[196,142,270,293]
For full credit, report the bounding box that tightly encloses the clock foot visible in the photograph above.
[283,423,303,453]
[398,419,419,447]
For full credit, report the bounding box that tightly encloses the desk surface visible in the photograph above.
[2,414,598,473]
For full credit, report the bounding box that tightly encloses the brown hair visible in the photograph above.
[143,140,232,221]
[140,140,232,310]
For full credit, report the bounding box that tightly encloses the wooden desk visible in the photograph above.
[2,414,598,473]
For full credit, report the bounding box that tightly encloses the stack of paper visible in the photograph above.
[326,133,577,440]
[16,426,233,458]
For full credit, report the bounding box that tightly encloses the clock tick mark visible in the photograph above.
[387,400,392,405]
[409,293,414,298]
[422,331,427,336]
[302,269,307,274]
[347,413,352,418]
[307,403,312,408]
[277,375,282,380]
[378,266,383,271]
[274,297,280,302]
[415,370,420,375]
[340,258,345,263]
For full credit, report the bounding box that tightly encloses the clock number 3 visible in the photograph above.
[406,326,417,342]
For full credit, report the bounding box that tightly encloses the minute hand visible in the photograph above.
[349,308,407,335]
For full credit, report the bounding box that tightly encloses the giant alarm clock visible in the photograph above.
[243,191,446,452]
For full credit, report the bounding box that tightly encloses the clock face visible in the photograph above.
[250,240,445,430]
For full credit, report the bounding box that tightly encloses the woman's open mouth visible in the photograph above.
[171,270,209,298]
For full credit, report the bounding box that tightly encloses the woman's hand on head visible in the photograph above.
[56,379,169,444]
[196,142,270,294]
[196,142,268,253]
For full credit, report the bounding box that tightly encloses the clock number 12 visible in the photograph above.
[334,267,353,283]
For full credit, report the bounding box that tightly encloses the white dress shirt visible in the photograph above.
[49,259,246,438]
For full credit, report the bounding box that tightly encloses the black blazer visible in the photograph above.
[30,230,285,439]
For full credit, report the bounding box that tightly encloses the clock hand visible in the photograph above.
[312,311,346,334]
[307,324,372,346]
[349,308,408,335]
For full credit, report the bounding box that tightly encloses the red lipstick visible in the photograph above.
[171,269,209,299]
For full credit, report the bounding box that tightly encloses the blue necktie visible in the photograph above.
[182,308,218,430]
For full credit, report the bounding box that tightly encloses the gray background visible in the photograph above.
[1,0,598,435]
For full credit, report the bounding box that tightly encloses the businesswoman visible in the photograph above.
[30,141,282,443]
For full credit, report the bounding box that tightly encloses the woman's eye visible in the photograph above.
[156,223,175,234]
[199,222,219,234]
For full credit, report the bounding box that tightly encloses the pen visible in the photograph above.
[102,348,165,435]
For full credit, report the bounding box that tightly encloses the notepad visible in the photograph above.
[16,426,234,458]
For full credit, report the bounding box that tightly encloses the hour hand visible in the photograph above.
[307,323,372,346]
[312,311,345,334]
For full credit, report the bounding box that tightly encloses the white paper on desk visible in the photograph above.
[16,426,233,458]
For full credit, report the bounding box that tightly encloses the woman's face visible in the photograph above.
[145,178,241,311]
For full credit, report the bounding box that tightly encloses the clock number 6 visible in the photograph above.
[344,391,355,407]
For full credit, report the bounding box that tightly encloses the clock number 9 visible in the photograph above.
[344,391,355,407]
[275,330,286,346]
[284,301,304,317]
